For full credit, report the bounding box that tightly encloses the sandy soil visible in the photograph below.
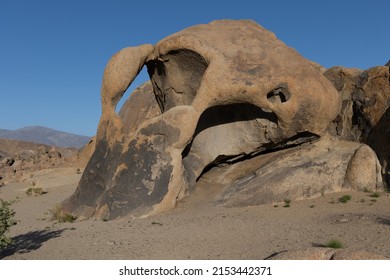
[1,167,389,260]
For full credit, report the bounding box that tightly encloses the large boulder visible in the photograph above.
[63,20,383,220]
[212,136,381,207]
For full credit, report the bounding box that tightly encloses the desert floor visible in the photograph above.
[1,167,389,260]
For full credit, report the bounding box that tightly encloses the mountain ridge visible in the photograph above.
[0,126,91,148]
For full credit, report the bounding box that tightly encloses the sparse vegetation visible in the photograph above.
[76,168,82,174]
[309,205,315,208]
[151,221,163,226]
[26,187,46,196]
[50,205,77,223]
[325,239,343,249]
[369,192,381,198]
[324,239,344,249]
[338,195,352,203]
[0,199,17,250]
[283,199,291,208]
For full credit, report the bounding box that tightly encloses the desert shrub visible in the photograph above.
[26,187,45,196]
[283,199,291,208]
[369,192,380,198]
[50,205,76,223]
[325,239,343,249]
[0,199,17,249]
[338,195,351,203]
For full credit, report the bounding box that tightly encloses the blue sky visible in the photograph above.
[1,0,389,136]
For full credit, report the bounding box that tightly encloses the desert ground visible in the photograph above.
[0,166,389,260]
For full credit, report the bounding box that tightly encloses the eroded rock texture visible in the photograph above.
[325,63,390,186]
[63,20,385,220]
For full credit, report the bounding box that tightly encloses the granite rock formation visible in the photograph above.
[63,20,384,220]
[325,63,390,186]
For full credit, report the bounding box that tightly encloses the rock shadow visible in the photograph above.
[0,228,71,259]
[377,217,390,226]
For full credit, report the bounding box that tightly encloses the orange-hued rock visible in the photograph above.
[63,20,384,220]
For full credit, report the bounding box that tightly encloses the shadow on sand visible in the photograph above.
[0,228,72,259]
[377,217,390,226]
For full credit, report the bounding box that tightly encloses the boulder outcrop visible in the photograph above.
[63,20,385,220]
[325,63,390,186]
[0,138,78,185]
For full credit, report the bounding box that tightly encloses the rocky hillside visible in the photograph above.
[0,126,91,148]
[0,137,84,186]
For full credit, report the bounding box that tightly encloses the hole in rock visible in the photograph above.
[267,86,290,104]
[146,49,208,112]
[115,66,150,113]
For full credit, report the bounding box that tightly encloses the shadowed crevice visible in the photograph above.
[182,103,278,159]
[146,49,208,112]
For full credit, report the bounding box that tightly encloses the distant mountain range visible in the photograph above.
[0,126,91,148]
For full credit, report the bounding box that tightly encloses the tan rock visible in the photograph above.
[64,20,384,220]
[331,249,388,260]
[266,248,388,260]
[266,248,335,260]
[343,145,382,191]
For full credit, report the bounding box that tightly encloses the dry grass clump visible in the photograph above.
[50,204,77,223]
[338,195,352,203]
[26,187,46,196]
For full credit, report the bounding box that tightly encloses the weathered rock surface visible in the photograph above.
[63,20,384,220]
[325,64,390,186]
[63,81,162,219]
[211,136,382,207]
[266,248,388,260]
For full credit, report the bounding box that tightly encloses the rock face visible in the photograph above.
[63,20,384,220]
[212,136,381,207]
[325,64,390,186]
[63,81,161,219]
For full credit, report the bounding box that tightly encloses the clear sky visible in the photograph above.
[1,0,389,136]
